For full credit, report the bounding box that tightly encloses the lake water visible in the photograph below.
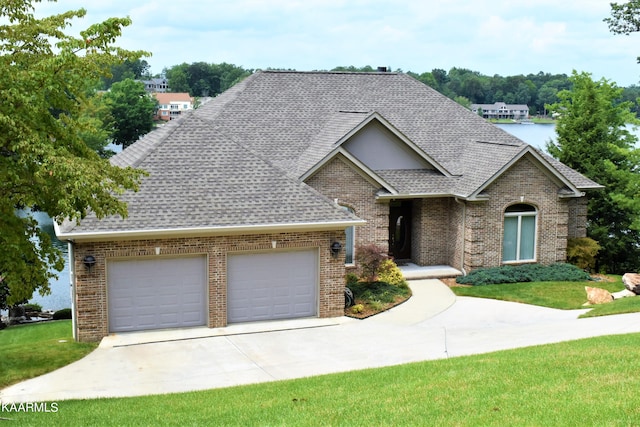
[495,123,557,150]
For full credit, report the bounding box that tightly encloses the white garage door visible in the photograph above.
[227,249,318,323]
[108,256,207,333]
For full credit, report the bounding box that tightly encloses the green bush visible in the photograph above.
[567,237,601,271]
[345,273,359,286]
[456,263,591,286]
[23,303,42,312]
[52,308,72,320]
[349,281,410,303]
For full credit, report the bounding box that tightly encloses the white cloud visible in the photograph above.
[26,0,640,85]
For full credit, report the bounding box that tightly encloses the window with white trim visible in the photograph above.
[340,206,355,264]
[502,204,537,262]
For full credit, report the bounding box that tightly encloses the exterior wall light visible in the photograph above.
[83,255,96,269]
[331,241,342,258]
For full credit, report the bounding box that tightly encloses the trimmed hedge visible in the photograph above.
[456,263,592,286]
[52,308,72,320]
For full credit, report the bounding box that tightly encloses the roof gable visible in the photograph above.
[301,112,451,182]
[468,145,598,200]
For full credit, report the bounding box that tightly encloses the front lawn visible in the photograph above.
[0,320,97,388]
[451,275,640,317]
[5,333,640,425]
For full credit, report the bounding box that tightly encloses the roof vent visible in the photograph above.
[377,66,388,72]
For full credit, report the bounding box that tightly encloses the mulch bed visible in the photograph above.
[344,294,411,319]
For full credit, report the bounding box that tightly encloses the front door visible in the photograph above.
[389,200,412,260]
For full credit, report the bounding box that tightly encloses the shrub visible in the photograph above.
[377,259,408,288]
[53,308,72,320]
[23,303,42,312]
[456,263,591,286]
[351,304,364,314]
[369,300,384,311]
[350,280,410,303]
[567,237,601,271]
[345,273,359,287]
[355,243,388,282]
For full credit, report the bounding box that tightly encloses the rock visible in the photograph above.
[612,289,637,300]
[8,306,26,325]
[622,273,640,294]
[584,286,613,305]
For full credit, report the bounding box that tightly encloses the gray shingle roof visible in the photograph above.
[60,70,600,237]
[194,70,598,193]
[59,113,362,236]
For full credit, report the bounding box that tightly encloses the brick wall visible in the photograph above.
[466,155,573,269]
[305,156,389,251]
[302,154,588,275]
[567,196,588,239]
[412,198,455,265]
[73,230,345,342]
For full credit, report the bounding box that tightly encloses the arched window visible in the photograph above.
[340,206,355,265]
[502,204,537,262]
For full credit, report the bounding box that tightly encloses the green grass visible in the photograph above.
[0,320,97,388]
[452,276,640,317]
[4,333,640,425]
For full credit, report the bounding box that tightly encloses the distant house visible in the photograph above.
[153,93,194,121]
[140,78,168,93]
[471,102,529,120]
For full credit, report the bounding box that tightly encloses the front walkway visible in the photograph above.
[399,263,462,280]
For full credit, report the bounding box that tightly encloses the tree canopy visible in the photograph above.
[0,1,147,307]
[103,78,157,149]
[546,71,640,273]
[164,62,252,97]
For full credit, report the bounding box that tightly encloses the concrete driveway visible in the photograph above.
[3,279,640,403]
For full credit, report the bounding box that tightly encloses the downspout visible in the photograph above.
[454,197,468,276]
[67,240,77,341]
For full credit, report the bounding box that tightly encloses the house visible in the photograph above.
[55,71,601,342]
[471,102,529,120]
[140,77,168,93]
[153,92,194,121]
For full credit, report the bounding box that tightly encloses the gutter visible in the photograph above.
[54,219,367,242]
[67,241,78,341]
[454,197,468,276]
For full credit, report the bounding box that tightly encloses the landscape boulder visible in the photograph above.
[584,286,613,305]
[622,273,640,295]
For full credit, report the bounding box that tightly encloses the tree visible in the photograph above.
[536,85,559,116]
[607,1,640,64]
[101,59,151,89]
[103,79,157,149]
[0,1,147,307]
[546,71,640,273]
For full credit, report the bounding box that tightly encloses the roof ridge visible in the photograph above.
[110,113,193,168]
[259,69,400,75]
[194,72,259,123]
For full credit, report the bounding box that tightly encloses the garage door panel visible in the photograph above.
[228,250,318,323]
[108,256,207,333]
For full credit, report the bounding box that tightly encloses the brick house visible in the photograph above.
[55,71,600,342]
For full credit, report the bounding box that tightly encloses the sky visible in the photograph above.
[34,0,640,86]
